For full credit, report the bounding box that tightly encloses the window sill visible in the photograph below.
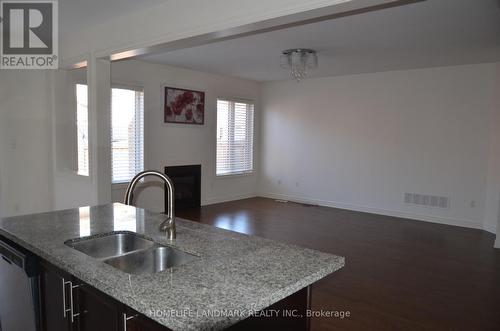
[216,171,254,179]
[58,170,92,181]
[112,182,130,190]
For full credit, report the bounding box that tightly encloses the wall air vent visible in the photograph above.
[404,193,449,209]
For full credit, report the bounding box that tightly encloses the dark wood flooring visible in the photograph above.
[177,197,500,331]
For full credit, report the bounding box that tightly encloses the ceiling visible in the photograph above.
[138,0,500,82]
[60,0,170,38]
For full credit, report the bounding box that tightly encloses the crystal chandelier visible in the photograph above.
[280,49,318,82]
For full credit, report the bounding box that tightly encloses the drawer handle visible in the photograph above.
[62,279,71,318]
[69,282,82,323]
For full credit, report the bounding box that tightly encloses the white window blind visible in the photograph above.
[76,84,89,176]
[111,87,144,184]
[216,99,254,176]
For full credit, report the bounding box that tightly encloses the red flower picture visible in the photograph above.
[164,87,204,124]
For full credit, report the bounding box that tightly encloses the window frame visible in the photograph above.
[110,83,146,185]
[215,97,255,178]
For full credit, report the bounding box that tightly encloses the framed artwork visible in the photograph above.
[164,86,205,124]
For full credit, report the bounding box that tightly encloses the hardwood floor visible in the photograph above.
[177,197,500,331]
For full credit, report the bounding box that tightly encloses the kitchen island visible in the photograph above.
[0,203,344,330]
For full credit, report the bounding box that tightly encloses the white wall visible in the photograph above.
[0,71,53,218]
[259,63,498,231]
[1,0,449,219]
[1,60,498,247]
[109,60,260,212]
[0,59,259,216]
[53,0,400,213]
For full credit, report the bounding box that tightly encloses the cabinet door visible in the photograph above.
[40,263,71,331]
[228,286,311,331]
[125,314,170,331]
[76,285,120,331]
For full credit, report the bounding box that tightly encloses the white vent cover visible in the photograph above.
[404,193,449,209]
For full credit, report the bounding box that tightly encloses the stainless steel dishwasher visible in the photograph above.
[0,238,41,331]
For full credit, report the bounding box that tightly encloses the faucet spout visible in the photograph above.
[124,170,176,240]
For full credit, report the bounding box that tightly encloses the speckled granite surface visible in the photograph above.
[0,203,344,330]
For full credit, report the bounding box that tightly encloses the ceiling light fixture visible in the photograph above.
[280,49,318,82]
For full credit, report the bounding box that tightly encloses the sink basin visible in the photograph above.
[66,232,200,274]
[66,232,155,259]
[104,245,199,275]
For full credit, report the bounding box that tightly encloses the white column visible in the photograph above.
[88,55,112,204]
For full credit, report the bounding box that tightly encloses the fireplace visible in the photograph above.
[164,165,201,212]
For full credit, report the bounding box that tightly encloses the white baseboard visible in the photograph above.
[203,193,257,206]
[260,192,484,231]
[199,192,499,247]
[483,222,498,235]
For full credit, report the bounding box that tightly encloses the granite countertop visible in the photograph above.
[0,203,344,330]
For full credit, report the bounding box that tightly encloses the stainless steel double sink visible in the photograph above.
[65,232,199,275]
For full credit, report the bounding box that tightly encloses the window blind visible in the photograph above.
[111,87,144,184]
[216,99,254,176]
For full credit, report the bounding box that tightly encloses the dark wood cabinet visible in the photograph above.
[40,261,72,331]
[228,286,311,331]
[39,259,309,331]
[125,314,169,331]
[39,260,170,331]
[75,284,121,331]
[40,261,122,331]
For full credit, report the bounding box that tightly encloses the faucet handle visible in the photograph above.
[159,216,173,231]
[160,217,176,240]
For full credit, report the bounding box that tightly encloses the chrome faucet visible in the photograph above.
[124,170,176,240]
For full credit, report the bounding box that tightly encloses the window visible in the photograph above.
[216,99,254,176]
[111,87,144,184]
[76,84,89,176]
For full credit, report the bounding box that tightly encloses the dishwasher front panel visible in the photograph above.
[0,240,40,331]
